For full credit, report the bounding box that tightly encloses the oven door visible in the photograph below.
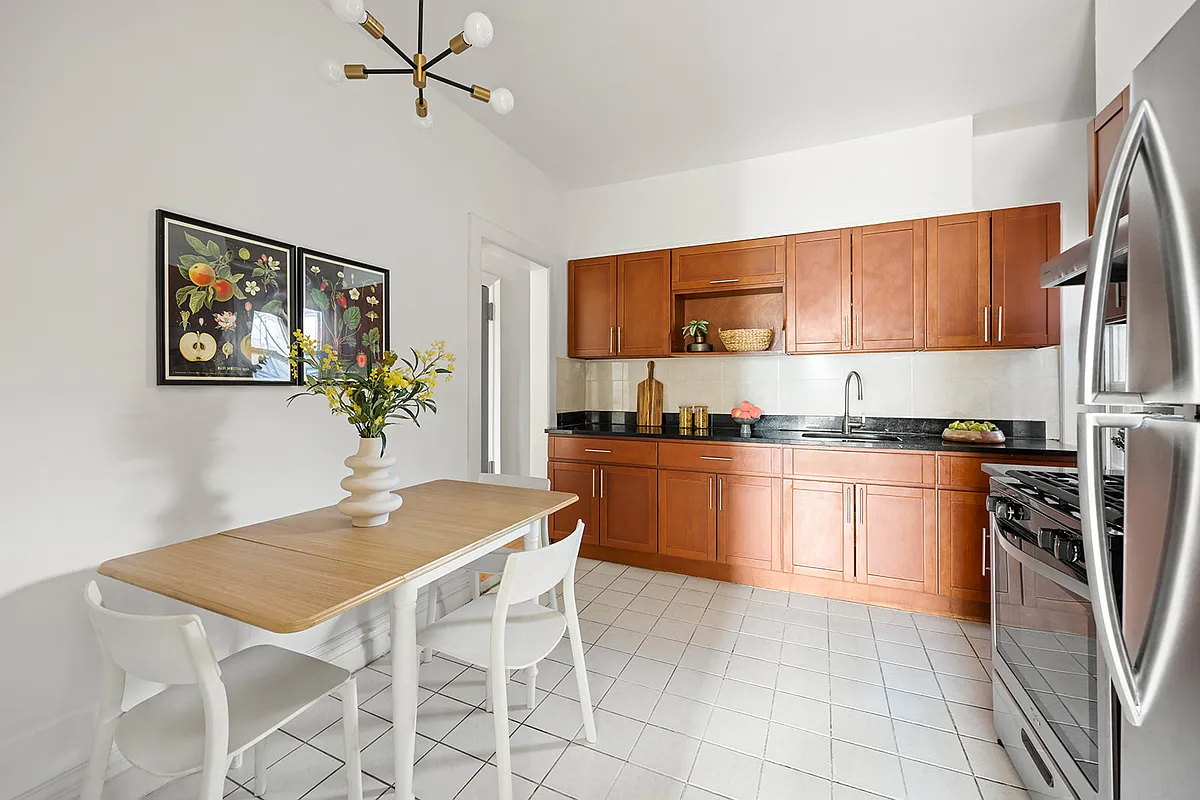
[992,518,1112,800]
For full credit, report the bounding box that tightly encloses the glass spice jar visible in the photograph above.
[678,405,693,431]
[695,405,709,430]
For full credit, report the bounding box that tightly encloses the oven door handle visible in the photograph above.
[995,524,1089,599]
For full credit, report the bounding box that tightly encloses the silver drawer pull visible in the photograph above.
[709,279,739,284]
[700,456,733,461]
[584,448,612,454]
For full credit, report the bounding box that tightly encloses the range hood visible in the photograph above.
[1040,214,1129,288]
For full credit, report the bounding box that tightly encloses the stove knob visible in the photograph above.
[985,497,1027,521]
[1037,528,1059,549]
[1053,533,1083,564]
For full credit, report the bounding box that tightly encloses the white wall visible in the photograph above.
[564,117,1089,440]
[0,1,564,796]
[1095,0,1195,109]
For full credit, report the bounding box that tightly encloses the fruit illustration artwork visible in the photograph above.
[179,332,217,362]
[731,400,762,420]
[188,262,216,286]
[240,335,255,361]
[356,352,368,368]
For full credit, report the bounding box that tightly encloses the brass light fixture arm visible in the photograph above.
[379,33,418,70]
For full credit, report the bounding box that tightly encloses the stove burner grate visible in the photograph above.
[1007,469,1124,527]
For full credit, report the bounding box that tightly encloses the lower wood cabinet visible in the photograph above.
[659,469,779,568]
[783,479,854,580]
[549,460,598,546]
[599,465,657,553]
[936,489,991,603]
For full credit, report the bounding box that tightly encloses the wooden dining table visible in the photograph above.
[99,479,578,800]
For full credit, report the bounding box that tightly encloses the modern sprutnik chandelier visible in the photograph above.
[320,0,513,130]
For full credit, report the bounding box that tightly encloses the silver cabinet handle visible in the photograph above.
[591,467,596,498]
[700,455,733,461]
[997,305,1003,343]
[584,448,612,454]
[857,486,865,522]
[718,477,723,511]
[1084,98,1198,406]
[600,468,605,499]
[844,315,850,349]
[981,527,990,575]
[1079,411,1194,727]
[855,313,862,348]
[844,486,853,524]
[609,327,614,355]
[709,476,713,510]
[983,306,990,344]
[617,327,622,353]
[709,278,739,285]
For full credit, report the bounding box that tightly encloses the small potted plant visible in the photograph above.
[682,319,713,352]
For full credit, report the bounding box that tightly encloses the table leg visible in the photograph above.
[391,582,418,800]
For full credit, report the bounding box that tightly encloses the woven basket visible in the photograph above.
[719,328,774,352]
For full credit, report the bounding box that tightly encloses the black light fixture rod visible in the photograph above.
[426,72,473,94]
[362,68,415,75]
[425,46,454,71]
[380,34,417,69]
[418,0,424,54]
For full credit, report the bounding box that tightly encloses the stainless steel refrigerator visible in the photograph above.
[1078,2,1200,797]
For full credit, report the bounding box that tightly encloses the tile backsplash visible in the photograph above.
[557,348,1062,439]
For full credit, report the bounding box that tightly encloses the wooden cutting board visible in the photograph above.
[637,361,664,427]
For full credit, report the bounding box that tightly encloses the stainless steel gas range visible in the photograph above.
[986,465,1124,800]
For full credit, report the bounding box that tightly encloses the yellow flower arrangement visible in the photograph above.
[288,332,454,453]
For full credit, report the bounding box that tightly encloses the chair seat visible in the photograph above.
[463,546,520,576]
[115,645,349,777]
[417,595,566,670]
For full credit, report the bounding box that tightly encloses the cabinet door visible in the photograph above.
[991,204,1061,348]
[937,490,991,603]
[855,484,937,593]
[599,465,658,553]
[786,230,851,353]
[926,213,991,349]
[717,475,780,571]
[851,220,926,351]
[782,479,853,581]
[1088,87,1131,234]
[658,469,716,561]
[617,250,671,357]
[568,256,616,358]
[549,460,598,546]
[671,237,787,290]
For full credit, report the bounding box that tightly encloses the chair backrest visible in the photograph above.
[493,520,584,608]
[477,473,551,491]
[84,581,221,687]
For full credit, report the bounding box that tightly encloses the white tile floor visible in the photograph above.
[145,558,1026,800]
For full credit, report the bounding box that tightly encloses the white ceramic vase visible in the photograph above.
[337,437,402,527]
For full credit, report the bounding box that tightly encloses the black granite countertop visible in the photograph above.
[549,412,1076,457]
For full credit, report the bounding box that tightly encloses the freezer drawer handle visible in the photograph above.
[1082,97,1200,406]
[1020,730,1054,788]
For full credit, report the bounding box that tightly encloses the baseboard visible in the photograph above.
[13,573,473,800]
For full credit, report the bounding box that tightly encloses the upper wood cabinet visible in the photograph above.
[991,204,1061,348]
[927,213,991,349]
[1088,87,1131,235]
[671,237,786,290]
[567,256,617,358]
[786,229,851,353]
[852,220,927,351]
[568,251,669,358]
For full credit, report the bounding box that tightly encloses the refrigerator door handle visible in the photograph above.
[1082,98,1200,406]
[1079,411,1200,727]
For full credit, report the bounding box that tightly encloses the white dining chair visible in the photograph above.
[417,520,595,800]
[81,581,363,800]
[423,473,557,664]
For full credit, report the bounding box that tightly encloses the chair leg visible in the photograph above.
[470,571,482,599]
[489,667,514,800]
[339,679,364,800]
[525,664,538,709]
[566,615,597,742]
[541,523,560,612]
[422,583,438,664]
[252,743,267,796]
[485,669,494,712]
[80,717,117,800]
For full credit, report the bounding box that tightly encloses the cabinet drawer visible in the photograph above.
[785,447,935,486]
[550,436,657,467]
[657,441,781,475]
[936,453,1076,490]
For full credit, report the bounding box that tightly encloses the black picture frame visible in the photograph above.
[296,248,390,380]
[156,210,297,386]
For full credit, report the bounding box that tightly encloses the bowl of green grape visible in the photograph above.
[942,420,1005,444]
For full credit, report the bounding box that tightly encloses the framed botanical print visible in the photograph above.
[297,249,390,377]
[157,210,295,385]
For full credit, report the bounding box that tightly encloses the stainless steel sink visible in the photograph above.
[797,431,904,442]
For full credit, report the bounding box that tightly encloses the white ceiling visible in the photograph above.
[363,1,1095,189]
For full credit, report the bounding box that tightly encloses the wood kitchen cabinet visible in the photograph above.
[991,204,1061,348]
[937,489,991,603]
[568,251,669,358]
[855,484,938,594]
[851,220,927,351]
[783,479,854,580]
[717,475,781,571]
[548,460,599,546]
[1088,87,1131,235]
[599,465,658,553]
[671,236,786,290]
[658,469,716,561]
[786,229,852,353]
[927,213,991,349]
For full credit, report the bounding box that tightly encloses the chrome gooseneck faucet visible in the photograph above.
[842,370,865,435]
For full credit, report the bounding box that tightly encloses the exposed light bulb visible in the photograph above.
[317,58,346,84]
[462,12,494,48]
[414,109,434,130]
[329,0,367,25]
[489,87,514,115]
